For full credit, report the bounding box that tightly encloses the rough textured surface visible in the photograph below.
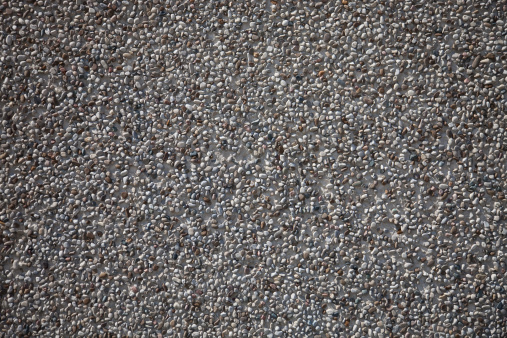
[0,0,506,337]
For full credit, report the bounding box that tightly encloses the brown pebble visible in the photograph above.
[472,55,481,68]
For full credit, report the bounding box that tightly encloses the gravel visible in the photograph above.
[0,0,506,337]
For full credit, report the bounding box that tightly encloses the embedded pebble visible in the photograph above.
[0,0,506,337]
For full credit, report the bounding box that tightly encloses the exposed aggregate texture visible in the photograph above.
[0,0,506,337]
